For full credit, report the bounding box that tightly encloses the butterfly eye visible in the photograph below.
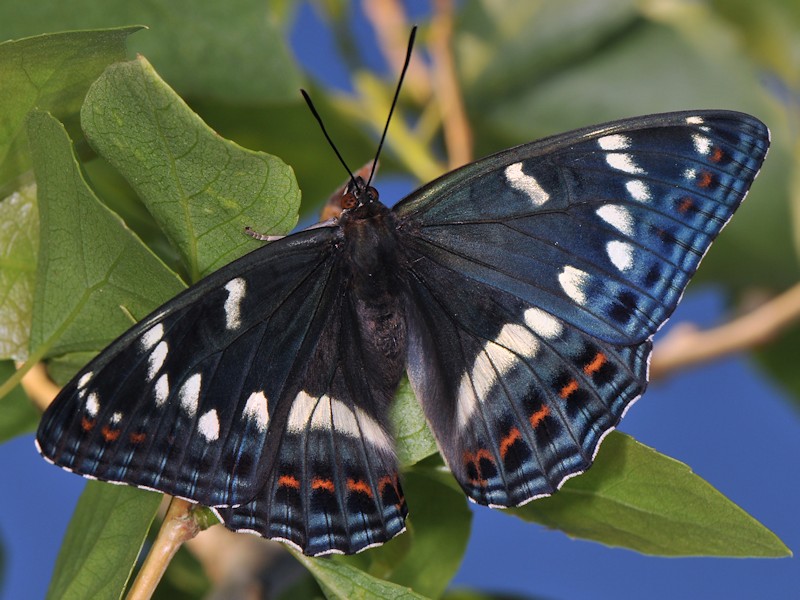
[341,191,358,209]
[366,186,379,202]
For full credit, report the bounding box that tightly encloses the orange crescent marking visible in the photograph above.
[697,171,713,188]
[530,405,550,428]
[312,477,335,493]
[278,474,300,489]
[499,427,521,459]
[583,352,607,375]
[81,417,95,431]
[711,147,724,163]
[678,197,695,213]
[101,425,120,442]
[129,432,146,444]
[347,478,374,498]
[560,379,579,399]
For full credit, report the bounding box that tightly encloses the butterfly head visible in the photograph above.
[341,176,380,211]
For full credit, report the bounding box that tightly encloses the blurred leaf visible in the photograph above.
[27,110,186,359]
[0,1,302,104]
[46,482,161,600]
[292,550,431,600]
[509,432,790,557]
[82,56,301,281]
[0,27,139,191]
[456,4,797,290]
[391,378,438,468]
[457,0,640,110]
[0,184,37,360]
[0,361,39,443]
[754,322,800,411]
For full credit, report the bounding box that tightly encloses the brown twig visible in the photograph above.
[650,282,800,380]
[127,498,200,600]
[430,0,473,169]
[20,361,59,411]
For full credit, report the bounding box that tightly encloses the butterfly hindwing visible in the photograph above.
[216,277,408,555]
[396,111,768,506]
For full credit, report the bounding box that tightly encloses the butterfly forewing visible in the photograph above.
[395,110,768,506]
[37,228,342,506]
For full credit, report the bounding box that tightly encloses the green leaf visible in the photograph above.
[81,56,301,281]
[391,378,438,468]
[291,550,432,600]
[0,361,38,443]
[0,27,140,190]
[508,432,791,557]
[0,1,302,104]
[0,184,38,360]
[342,468,472,598]
[27,110,186,359]
[46,482,162,600]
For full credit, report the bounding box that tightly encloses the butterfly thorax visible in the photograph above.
[339,192,408,401]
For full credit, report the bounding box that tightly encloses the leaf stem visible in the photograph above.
[126,498,199,600]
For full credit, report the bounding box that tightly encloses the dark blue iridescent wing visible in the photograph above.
[36,225,406,555]
[394,111,768,506]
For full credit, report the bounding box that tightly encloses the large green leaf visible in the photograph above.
[292,550,432,600]
[0,1,301,104]
[81,56,300,281]
[509,432,790,557]
[0,184,37,360]
[0,27,140,190]
[391,378,438,468]
[46,483,162,600]
[27,110,186,359]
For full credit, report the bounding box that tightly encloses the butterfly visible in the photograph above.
[36,106,769,556]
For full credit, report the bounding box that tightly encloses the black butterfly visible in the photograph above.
[36,106,769,556]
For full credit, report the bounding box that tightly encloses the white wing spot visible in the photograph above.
[179,373,202,416]
[606,153,644,174]
[287,390,318,433]
[597,205,634,235]
[85,392,100,417]
[686,116,704,124]
[625,179,650,202]
[559,266,589,304]
[198,409,220,441]
[684,167,697,181]
[140,323,164,351]
[456,320,540,427]
[78,371,93,389]
[110,412,123,425]
[524,307,562,339]
[598,134,630,150]
[353,406,393,453]
[243,391,269,432]
[692,133,712,155]
[224,278,246,330]
[148,341,169,380]
[154,374,170,406]
[505,162,550,206]
[607,240,634,272]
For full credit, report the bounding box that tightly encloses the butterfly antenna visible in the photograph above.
[366,26,417,189]
[301,89,358,188]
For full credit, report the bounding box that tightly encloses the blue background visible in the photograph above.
[2,3,798,598]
